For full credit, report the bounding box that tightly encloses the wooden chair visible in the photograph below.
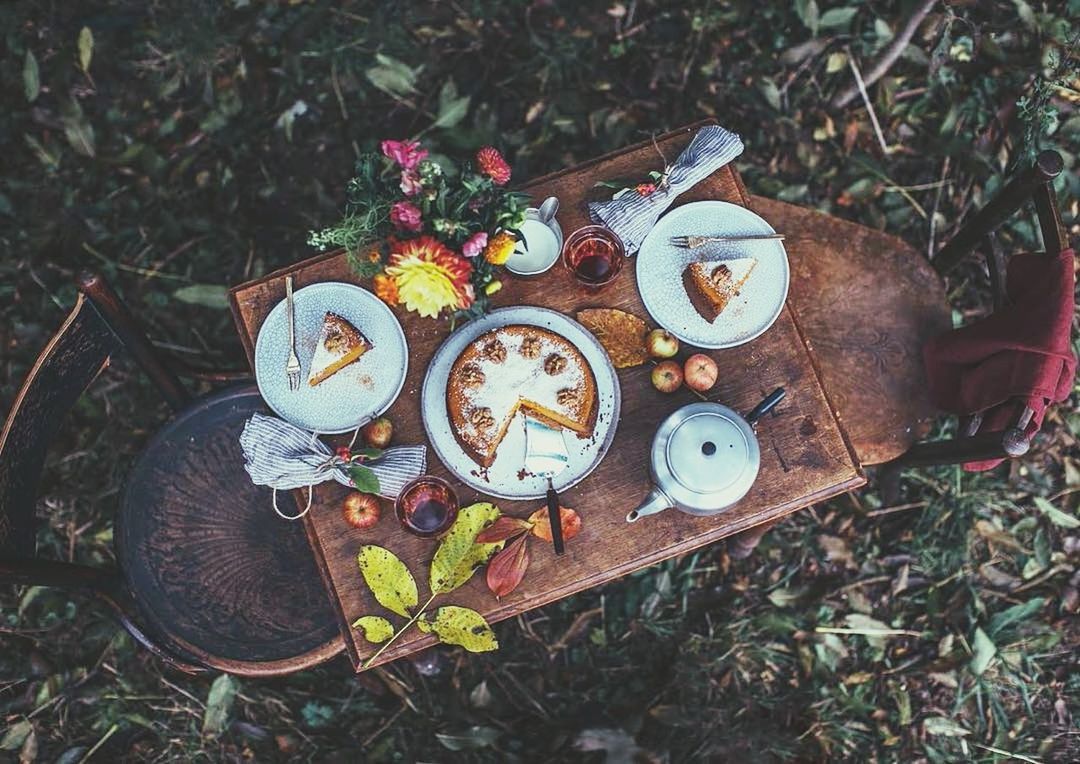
[729,150,1072,554]
[0,272,343,676]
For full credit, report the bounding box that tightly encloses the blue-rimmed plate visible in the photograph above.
[254,282,408,434]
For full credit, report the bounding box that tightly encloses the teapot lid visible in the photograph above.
[652,402,761,512]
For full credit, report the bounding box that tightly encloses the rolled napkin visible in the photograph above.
[240,413,427,518]
[587,124,745,254]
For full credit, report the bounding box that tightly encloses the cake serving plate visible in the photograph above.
[254,281,408,434]
[636,200,790,349]
[421,306,621,500]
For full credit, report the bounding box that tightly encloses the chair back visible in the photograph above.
[0,273,187,559]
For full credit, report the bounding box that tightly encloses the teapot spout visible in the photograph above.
[626,485,673,523]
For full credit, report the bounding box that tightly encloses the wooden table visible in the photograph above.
[229,123,865,671]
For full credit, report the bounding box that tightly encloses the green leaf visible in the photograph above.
[353,447,383,460]
[969,627,996,676]
[435,725,500,751]
[351,615,394,643]
[433,79,470,130]
[77,27,93,73]
[430,502,504,594]
[923,716,971,737]
[0,720,32,751]
[172,284,229,309]
[794,0,820,36]
[23,50,40,103]
[348,465,380,494]
[819,7,858,29]
[60,99,95,158]
[767,587,802,608]
[201,674,237,737]
[417,606,498,652]
[357,545,418,618]
[366,53,420,99]
[1033,497,1079,528]
[987,597,1045,638]
[757,77,781,111]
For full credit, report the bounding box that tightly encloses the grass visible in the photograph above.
[2,0,1079,761]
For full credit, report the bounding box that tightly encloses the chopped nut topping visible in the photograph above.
[481,339,507,363]
[469,407,496,430]
[544,353,567,375]
[709,264,733,287]
[556,388,579,406]
[519,334,542,359]
[460,363,485,388]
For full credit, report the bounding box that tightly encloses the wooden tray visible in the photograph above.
[229,122,865,671]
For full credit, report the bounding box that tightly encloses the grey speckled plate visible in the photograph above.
[420,307,621,500]
[254,282,408,434]
[636,201,789,349]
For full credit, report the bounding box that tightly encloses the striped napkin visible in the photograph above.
[239,413,426,501]
[588,124,745,254]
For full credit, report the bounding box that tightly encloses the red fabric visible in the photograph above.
[923,248,1077,470]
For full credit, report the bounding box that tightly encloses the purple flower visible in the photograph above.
[389,201,422,232]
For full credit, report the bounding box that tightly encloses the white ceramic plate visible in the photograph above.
[254,282,408,434]
[420,307,621,500]
[636,200,789,349]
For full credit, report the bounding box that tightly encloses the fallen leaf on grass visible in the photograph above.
[576,308,649,368]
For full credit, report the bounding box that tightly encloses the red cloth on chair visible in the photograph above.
[923,248,1077,471]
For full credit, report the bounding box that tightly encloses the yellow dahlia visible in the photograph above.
[384,236,473,318]
[483,231,517,265]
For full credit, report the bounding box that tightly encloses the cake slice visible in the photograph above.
[682,257,757,322]
[307,312,372,386]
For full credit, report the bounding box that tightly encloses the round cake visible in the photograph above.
[447,324,598,468]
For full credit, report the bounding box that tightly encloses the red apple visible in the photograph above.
[645,328,680,359]
[651,360,683,393]
[684,353,718,392]
[342,491,382,530]
[362,416,393,449]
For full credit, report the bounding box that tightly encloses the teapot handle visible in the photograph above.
[626,485,673,523]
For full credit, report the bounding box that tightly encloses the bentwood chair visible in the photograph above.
[0,272,343,675]
[729,150,1073,556]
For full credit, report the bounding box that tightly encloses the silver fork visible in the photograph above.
[285,275,301,391]
[671,232,785,248]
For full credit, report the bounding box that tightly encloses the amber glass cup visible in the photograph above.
[395,476,459,538]
[561,225,625,291]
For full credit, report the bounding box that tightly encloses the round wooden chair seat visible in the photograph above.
[750,195,952,466]
[116,386,342,675]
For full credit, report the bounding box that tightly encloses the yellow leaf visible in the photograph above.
[430,503,504,595]
[417,606,498,652]
[357,545,418,618]
[78,27,93,74]
[351,615,395,643]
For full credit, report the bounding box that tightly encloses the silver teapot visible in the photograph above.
[626,389,786,522]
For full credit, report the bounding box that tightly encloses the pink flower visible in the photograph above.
[635,183,657,196]
[389,201,422,232]
[381,139,428,170]
[462,231,488,258]
[400,169,422,196]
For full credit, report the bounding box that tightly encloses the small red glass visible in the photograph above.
[562,224,625,291]
[395,476,459,538]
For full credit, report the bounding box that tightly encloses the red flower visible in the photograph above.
[475,146,511,185]
[635,183,657,196]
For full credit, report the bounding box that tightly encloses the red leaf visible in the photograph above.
[528,506,582,543]
[486,534,530,598]
[475,515,532,544]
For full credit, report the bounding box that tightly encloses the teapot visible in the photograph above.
[626,388,786,522]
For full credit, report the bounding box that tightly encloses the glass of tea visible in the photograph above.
[395,476,459,538]
[562,224,625,291]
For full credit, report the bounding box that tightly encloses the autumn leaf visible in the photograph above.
[576,308,649,368]
[351,615,394,644]
[486,534,530,598]
[430,502,504,594]
[475,515,532,544]
[528,506,582,543]
[357,545,418,618]
[417,606,498,652]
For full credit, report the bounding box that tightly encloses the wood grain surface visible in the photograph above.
[229,123,864,671]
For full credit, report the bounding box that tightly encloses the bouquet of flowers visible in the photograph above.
[308,140,529,321]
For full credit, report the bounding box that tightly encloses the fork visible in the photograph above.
[285,275,301,391]
[671,232,785,248]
